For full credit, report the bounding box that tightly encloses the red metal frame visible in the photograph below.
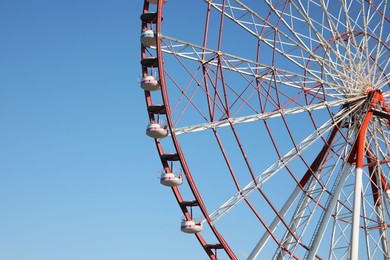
[141,1,236,259]
[140,0,390,259]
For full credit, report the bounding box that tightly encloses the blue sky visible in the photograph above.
[0,1,207,259]
[3,1,388,259]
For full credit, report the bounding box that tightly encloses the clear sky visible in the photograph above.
[3,1,388,260]
[0,1,207,259]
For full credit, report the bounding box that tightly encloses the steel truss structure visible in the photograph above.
[140,0,390,259]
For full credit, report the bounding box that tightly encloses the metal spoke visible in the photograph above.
[172,96,363,135]
[203,100,364,225]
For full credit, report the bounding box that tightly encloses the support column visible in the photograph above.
[350,167,363,260]
[307,163,352,259]
[349,91,377,259]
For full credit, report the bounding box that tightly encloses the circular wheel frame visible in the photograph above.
[140,1,390,259]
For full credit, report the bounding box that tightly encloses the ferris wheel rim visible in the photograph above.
[140,0,390,259]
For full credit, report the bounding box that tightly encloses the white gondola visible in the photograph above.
[147,0,167,4]
[160,172,183,187]
[146,123,168,138]
[181,220,203,234]
[140,75,160,91]
[140,30,156,47]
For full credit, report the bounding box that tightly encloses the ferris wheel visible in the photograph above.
[139,0,390,259]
